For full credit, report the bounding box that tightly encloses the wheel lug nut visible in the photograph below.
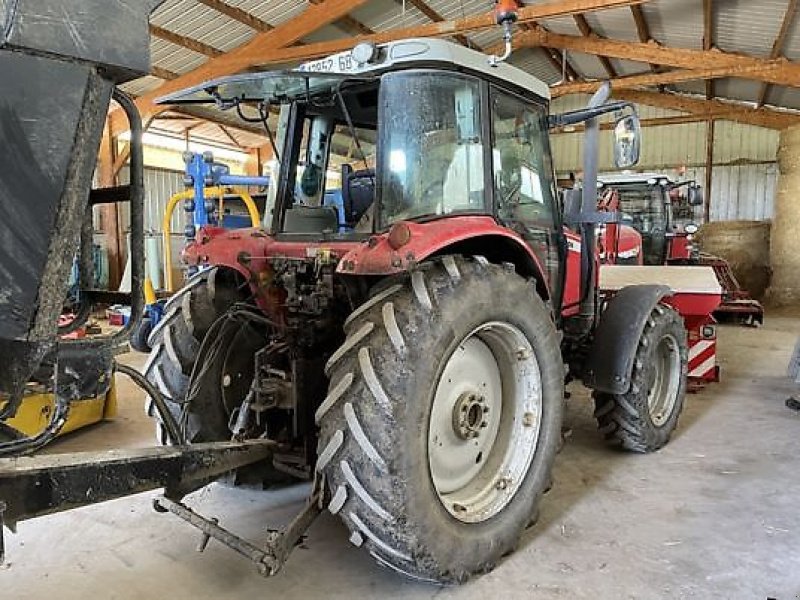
[495,478,509,490]
[516,348,532,360]
[523,412,535,427]
[482,406,489,413]
[480,421,487,428]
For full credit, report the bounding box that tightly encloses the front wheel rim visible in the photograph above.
[646,333,681,427]
[428,321,543,524]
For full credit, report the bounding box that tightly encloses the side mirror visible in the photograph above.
[613,114,641,168]
[687,184,704,206]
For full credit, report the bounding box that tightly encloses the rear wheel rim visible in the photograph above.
[428,321,543,524]
[646,333,681,427]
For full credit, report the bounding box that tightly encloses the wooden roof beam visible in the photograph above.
[337,15,375,36]
[149,24,223,58]
[111,0,375,135]
[544,46,582,82]
[194,0,273,32]
[614,89,800,130]
[630,5,660,76]
[757,0,799,107]
[390,0,482,51]
[252,0,649,68]
[551,63,776,97]
[573,14,617,77]
[514,27,800,88]
[150,66,179,81]
[217,123,244,148]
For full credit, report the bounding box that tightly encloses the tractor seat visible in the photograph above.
[283,205,339,234]
[342,164,375,227]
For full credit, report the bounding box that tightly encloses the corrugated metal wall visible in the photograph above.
[117,166,187,233]
[549,95,780,222]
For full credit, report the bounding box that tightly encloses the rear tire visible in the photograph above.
[593,304,687,452]
[316,256,564,583]
[143,268,245,444]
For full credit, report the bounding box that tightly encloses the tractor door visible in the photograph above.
[490,88,564,301]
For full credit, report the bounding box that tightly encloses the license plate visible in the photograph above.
[299,53,356,74]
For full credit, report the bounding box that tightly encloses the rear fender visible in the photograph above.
[582,284,671,394]
[337,216,551,299]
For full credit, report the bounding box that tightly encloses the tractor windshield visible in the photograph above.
[614,183,669,265]
[377,71,487,227]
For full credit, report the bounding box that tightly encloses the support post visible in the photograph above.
[704,119,715,223]
[98,121,123,289]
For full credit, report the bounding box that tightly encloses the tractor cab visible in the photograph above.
[162,38,639,313]
[597,173,703,264]
[161,39,559,239]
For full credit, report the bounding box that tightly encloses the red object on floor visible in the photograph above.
[58,313,86,339]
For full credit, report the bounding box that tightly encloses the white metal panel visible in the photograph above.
[641,0,704,51]
[120,167,187,234]
[715,0,787,58]
[712,122,780,164]
[709,163,778,221]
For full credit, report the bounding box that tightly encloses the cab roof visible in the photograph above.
[156,38,551,107]
[297,38,551,101]
[597,172,678,186]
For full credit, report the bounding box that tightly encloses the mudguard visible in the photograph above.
[582,284,671,395]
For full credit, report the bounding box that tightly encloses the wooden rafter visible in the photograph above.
[217,123,243,148]
[573,14,617,77]
[629,5,660,76]
[514,28,800,88]
[149,24,223,58]
[195,0,273,32]
[543,46,581,82]
[519,21,581,82]
[110,0,375,135]
[757,0,799,107]
[703,0,713,99]
[338,14,375,36]
[614,89,800,130]
[391,0,481,50]
[551,63,776,97]
[150,66,179,81]
[250,0,649,68]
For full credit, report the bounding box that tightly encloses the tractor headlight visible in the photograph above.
[352,41,378,65]
[685,223,699,234]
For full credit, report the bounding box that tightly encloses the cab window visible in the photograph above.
[491,90,556,228]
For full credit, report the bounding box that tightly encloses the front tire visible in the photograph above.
[593,304,688,452]
[316,256,564,583]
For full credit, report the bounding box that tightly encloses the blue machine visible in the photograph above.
[183,151,270,232]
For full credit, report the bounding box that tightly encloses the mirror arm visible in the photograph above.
[548,100,634,129]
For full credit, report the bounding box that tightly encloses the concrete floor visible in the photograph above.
[4,309,800,599]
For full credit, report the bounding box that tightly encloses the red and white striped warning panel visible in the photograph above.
[689,337,717,381]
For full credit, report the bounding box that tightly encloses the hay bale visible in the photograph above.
[769,124,800,305]
[696,220,771,299]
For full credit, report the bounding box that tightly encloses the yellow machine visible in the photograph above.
[162,186,260,292]
[1,378,117,439]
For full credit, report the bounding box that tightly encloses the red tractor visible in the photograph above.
[597,173,764,326]
[131,39,721,581]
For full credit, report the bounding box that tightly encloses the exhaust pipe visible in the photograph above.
[578,83,612,328]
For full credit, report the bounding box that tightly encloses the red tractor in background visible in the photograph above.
[597,173,764,326]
